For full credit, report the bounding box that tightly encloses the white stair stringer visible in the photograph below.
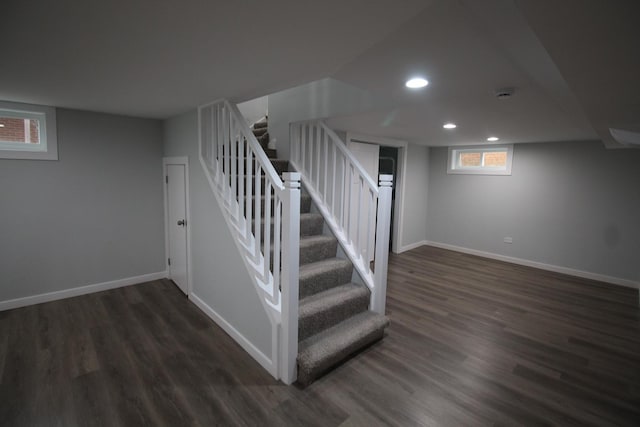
[198,100,302,385]
[199,156,281,324]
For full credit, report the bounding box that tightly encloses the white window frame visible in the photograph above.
[447,144,513,175]
[0,100,58,160]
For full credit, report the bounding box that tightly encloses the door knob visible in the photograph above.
[177,219,186,226]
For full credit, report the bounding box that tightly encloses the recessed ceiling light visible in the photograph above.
[0,124,5,128]
[487,136,499,142]
[443,123,457,129]
[405,77,429,89]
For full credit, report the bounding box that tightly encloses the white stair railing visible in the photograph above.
[198,100,299,384]
[290,121,393,314]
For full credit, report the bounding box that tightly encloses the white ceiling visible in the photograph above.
[0,0,428,118]
[326,0,606,147]
[1,0,638,148]
[515,0,640,148]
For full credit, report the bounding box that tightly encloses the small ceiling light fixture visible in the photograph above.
[443,123,457,129]
[487,136,499,142]
[405,77,429,89]
[0,124,5,127]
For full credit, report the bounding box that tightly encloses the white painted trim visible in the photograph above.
[23,118,31,144]
[395,145,408,254]
[189,293,277,378]
[397,240,429,253]
[163,156,192,297]
[0,271,168,312]
[273,322,280,381]
[424,241,640,290]
[346,132,408,254]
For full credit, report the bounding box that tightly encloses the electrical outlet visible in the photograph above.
[503,237,513,244]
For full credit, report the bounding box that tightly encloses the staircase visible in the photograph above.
[251,119,390,386]
[198,100,392,385]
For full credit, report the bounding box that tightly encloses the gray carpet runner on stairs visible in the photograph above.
[250,119,389,386]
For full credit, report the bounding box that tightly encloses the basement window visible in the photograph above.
[447,145,513,175]
[0,101,58,160]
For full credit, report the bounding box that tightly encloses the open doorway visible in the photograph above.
[379,146,398,250]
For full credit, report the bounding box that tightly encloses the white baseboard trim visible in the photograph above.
[0,271,168,312]
[424,241,639,290]
[189,293,277,378]
[396,240,429,254]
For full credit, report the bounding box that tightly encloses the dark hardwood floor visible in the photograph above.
[1,246,639,426]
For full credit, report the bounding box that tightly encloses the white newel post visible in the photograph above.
[372,174,393,315]
[280,172,300,384]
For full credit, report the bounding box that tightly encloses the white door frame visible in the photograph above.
[346,133,408,254]
[163,156,192,295]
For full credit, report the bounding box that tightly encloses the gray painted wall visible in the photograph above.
[237,96,268,126]
[268,79,430,251]
[401,143,430,250]
[0,108,165,302]
[268,78,382,160]
[163,110,273,359]
[426,141,640,283]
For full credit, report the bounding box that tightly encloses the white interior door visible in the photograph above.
[348,141,380,182]
[347,141,379,262]
[347,133,407,254]
[167,164,188,294]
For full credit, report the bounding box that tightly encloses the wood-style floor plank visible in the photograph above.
[1,245,639,426]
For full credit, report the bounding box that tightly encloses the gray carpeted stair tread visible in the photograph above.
[266,233,337,259]
[299,258,353,298]
[259,212,321,224]
[233,175,273,193]
[299,193,312,213]
[270,159,290,174]
[257,132,269,147]
[298,283,370,341]
[252,127,268,137]
[299,213,323,236]
[297,311,389,386]
[252,194,311,213]
[252,116,270,152]
[230,164,286,178]
[299,235,338,265]
[256,213,323,238]
[227,158,288,173]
